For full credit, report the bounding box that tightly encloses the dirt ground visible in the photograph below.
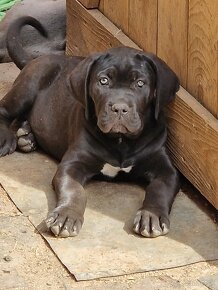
[0,62,217,289]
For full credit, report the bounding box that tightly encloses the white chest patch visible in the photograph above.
[101,163,133,177]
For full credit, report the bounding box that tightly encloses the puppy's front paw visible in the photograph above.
[133,209,170,238]
[45,206,84,238]
[0,126,17,156]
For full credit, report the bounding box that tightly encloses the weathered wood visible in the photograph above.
[99,0,129,34]
[66,0,218,208]
[66,0,139,57]
[188,0,218,118]
[167,87,218,208]
[78,0,100,9]
[129,0,157,54]
[157,0,188,88]
[98,0,104,11]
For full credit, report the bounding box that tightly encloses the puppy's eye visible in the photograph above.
[137,80,145,87]
[99,77,109,85]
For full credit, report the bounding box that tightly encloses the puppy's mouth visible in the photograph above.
[107,122,129,134]
[97,115,142,136]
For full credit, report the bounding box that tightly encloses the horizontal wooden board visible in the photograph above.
[167,88,218,208]
[66,0,218,208]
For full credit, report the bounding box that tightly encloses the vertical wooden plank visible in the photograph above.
[157,0,188,88]
[66,0,139,57]
[78,0,100,8]
[129,0,158,54]
[188,0,218,118]
[98,0,129,34]
[98,0,104,12]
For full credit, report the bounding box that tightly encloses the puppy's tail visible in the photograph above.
[6,16,48,70]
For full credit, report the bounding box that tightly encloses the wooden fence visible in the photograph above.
[66,0,218,208]
[99,0,218,119]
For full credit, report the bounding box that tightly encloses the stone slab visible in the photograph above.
[0,152,218,280]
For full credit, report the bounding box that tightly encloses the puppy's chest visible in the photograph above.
[99,138,136,177]
[101,163,133,177]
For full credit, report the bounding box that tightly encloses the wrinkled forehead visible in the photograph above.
[92,49,155,79]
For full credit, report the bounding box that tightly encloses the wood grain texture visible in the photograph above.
[66,0,139,56]
[129,0,157,54]
[66,0,218,208]
[78,0,100,9]
[167,87,218,208]
[157,0,188,87]
[99,0,129,34]
[98,0,104,11]
[188,0,218,118]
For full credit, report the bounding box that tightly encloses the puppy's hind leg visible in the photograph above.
[0,57,61,157]
[17,121,37,153]
[0,80,35,157]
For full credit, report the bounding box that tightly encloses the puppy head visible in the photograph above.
[69,47,179,137]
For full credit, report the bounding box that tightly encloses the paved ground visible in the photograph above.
[0,62,217,289]
[1,185,217,290]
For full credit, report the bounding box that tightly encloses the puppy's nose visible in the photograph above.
[111,103,129,115]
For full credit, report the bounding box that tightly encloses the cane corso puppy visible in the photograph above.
[0,38,180,238]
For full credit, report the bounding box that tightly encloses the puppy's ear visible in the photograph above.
[143,53,180,120]
[69,53,101,119]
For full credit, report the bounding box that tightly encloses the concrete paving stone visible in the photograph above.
[64,275,184,290]
[198,273,218,290]
[0,151,218,281]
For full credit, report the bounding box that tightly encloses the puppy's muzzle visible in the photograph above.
[97,101,142,135]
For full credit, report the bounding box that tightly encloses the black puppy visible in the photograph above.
[0,30,180,238]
